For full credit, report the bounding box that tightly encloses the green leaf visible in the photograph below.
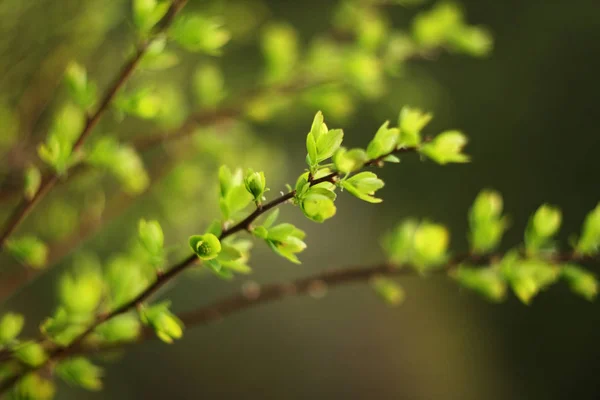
[56,357,103,391]
[382,219,419,265]
[14,341,47,367]
[449,25,493,57]
[133,0,170,34]
[468,190,508,254]
[420,130,470,165]
[263,223,307,264]
[561,265,598,301]
[454,266,507,302]
[138,219,164,268]
[412,221,449,269]
[300,187,337,222]
[11,374,55,400]
[59,261,104,316]
[371,276,405,306]
[398,107,432,147]
[501,256,559,304]
[261,22,299,83]
[105,255,151,309]
[5,236,48,269]
[139,301,184,344]
[194,63,226,108]
[141,37,179,70]
[40,308,88,346]
[366,121,399,160]
[576,203,600,255]
[23,165,41,201]
[340,171,384,203]
[170,14,230,54]
[244,169,267,202]
[524,204,562,255]
[64,61,96,109]
[189,233,222,260]
[87,137,149,194]
[0,313,24,346]
[94,314,141,343]
[115,88,162,120]
[333,147,368,174]
[305,111,343,168]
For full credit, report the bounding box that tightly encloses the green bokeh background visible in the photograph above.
[1,0,599,399]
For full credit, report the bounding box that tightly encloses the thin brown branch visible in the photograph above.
[0,0,188,250]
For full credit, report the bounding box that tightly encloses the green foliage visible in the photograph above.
[253,221,307,264]
[14,341,47,367]
[576,203,600,255]
[5,236,48,269]
[383,220,449,270]
[140,301,184,344]
[501,255,559,304]
[141,38,180,70]
[133,0,170,34]
[398,107,432,147]
[0,313,24,347]
[170,14,230,54]
[561,265,598,301]
[371,277,405,306]
[94,314,141,343]
[420,130,469,165]
[86,137,149,194]
[115,88,163,120]
[23,165,41,201]
[64,62,97,109]
[218,165,253,220]
[261,23,299,83]
[138,219,165,268]
[59,262,103,316]
[453,266,507,302]
[524,204,562,255]
[38,104,84,174]
[9,374,55,400]
[189,233,222,261]
[305,111,344,172]
[56,357,103,391]
[340,172,385,204]
[469,190,508,254]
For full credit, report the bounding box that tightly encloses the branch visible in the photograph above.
[0,143,423,394]
[0,0,189,250]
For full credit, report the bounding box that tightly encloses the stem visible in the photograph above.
[0,1,188,250]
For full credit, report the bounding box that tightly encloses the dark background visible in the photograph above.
[1,0,599,399]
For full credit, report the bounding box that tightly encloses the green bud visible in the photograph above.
[576,203,600,255]
[170,14,230,55]
[333,147,368,174]
[59,263,103,316]
[56,357,103,391]
[14,341,47,367]
[398,107,432,147]
[454,266,507,302]
[24,165,41,201]
[189,233,222,260]
[468,190,508,254]
[371,276,405,306]
[5,235,48,269]
[64,61,96,108]
[525,204,562,254]
[263,223,307,264]
[140,301,184,344]
[366,121,400,159]
[244,169,267,202]
[413,222,449,269]
[95,314,141,343]
[420,130,470,165]
[502,257,559,304]
[0,313,25,346]
[340,172,385,204]
[561,265,598,301]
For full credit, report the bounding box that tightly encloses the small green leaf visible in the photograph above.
[371,276,405,306]
[300,187,337,222]
[261,22,299,83]
[59,262,103,316]
[468,190,508,254]
[138,219,164,268]
[501,256,559,304]
[382,219,419,265]
[64,61,97,109]
[524,204,562,255]
[340,171,384,203]
[94,314,141,343]
[5,236,48,269]
[56,357,103,391]
[263,223,307,264]
[115,88,162,119]
[333,147,368,174]
[412,222,449,269]
[454,266,507,302]
[23,165,41,201]
[139,301,184,344]
[133,0,170,34]
[366,121,399,159]
[12,374,55,400]
[0,313,25,346]
[561,265,598,301]
[576,203,600,255]
[170,14,230,54]
[141,37,179,70]
[398,107,432,147]
[189,233,222,260]
[420,130,470,165]
[14,341,47,367]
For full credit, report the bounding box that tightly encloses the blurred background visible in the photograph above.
[1,0,600,399]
